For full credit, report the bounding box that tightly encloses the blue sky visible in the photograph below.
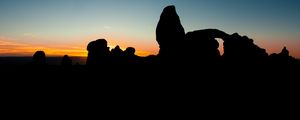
[0,0,299,57]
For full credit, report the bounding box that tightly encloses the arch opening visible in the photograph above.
[216,38,224,56]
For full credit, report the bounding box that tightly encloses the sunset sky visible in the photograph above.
[0,0,299,58]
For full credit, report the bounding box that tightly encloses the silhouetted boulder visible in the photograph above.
[32,51,47,66]
[156,5,185,62]
[111,45,124,64]
[185,29,228,64]
[124,47,138,64]
[124,47,135,56]
[222,33,269,64]
[280,47,289,57]
[61,55,72,66]
[86,39,110,66]
[111,46,123,56]
[269,47,298,65]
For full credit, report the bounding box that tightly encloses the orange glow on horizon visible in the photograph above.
[0,38,157,57]
[1,36,298,59]
[254,37,300,58]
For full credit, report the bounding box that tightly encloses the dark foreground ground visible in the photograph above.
[1,63,299,90]
[0,63,299,118]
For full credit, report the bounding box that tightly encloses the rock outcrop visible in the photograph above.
[269,47,298,65]
[32,51,47,66]
[61,55,72,66]
[185,29,269,65]
[156,5,185,62]
[86,39,110,66]
[111,45,124,64]
[185,29,228,64]
[222,33,269,64]
[124,47,138,64]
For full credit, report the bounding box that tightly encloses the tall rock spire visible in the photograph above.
[156,5,185,62]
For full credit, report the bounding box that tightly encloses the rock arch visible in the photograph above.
[186,29,269,64]
[185,29,229,64]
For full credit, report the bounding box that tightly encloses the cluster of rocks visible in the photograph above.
[86,39,138,66]
[155,5,297,65]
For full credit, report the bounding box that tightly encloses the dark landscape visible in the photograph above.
[1,0,300,117]
[0,6,298,82]
[0,6,299,114]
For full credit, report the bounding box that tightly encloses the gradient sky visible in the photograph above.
[0,0,299,58]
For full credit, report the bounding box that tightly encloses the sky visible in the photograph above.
[0,0,299,58]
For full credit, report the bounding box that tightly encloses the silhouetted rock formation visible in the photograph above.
[111,46,124,64]
[154,6,280,65]
[186,29,228,64]
[61,55,72,66]
[124,47,138,64]
[81,5,297,67]
[86,39,142,66]
[181,28,269,65]
[124,47,135,57]
[156,5,185,62]
[222,33,269,64]
[32,51,47,66]
[86,39,110,66]
[269,47,298,65]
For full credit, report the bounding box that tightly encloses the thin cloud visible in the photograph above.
[23,33,40,38]
[103,26,112,29]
